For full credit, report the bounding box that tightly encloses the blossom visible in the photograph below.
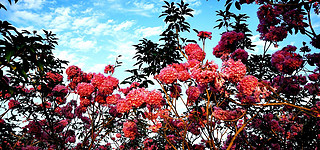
[271,45,303,74]
[8,100,20,109]
[117,99,132,113]
[237,75,258,96]
[184,43,202,56]
[52,85,68,95]
[188,49,206,62]
[66,65,81,80]
[191,68,216,86]
[76,82,95,97]
[157,66,178,84]
[97,76,119,96]
[116,133,122,138]
[80,97,91,107]
[213,107,245,121]
[213,31,245,58]
[186,86,201,105]
[91,73,106,87]
[126,88,148,107]
[104,65,115,74]
[178,70,190,81]
[148,123,162,132]
[46,72,63,83]
[106,94,121,105]
[264,26,287,42]
[197,31,212,40]
[123,121,138,140]
[146,90,163,106]
[231,49,248,62]
[221,59,246,83]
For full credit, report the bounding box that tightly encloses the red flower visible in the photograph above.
[104,65,115,74]
[8,100,20,109]
[197,31,212,40]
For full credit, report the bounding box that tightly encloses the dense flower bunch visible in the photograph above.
[230,48,248,62]
[257,4,307,42]
[123,121,138,140]
[184,43,206,61]
[221,58,247,83]
[197,31,212,40]
[156,66,178,84]
[271,45,303,74]
[213,31,244,58]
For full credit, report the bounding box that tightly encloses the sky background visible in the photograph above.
[1,0,319,84]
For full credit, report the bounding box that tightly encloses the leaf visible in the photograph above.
[235,1,241,10]
[5,50,14,61]
[0,3,7,10]
[226,3,232,12]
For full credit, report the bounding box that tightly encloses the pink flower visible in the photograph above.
[148,123,162,132]
[116,133,122,138]
[126,88,148,107]
[237,75,258,96]
[66,65,81,80]
[117,99,132,113]
[271,45,303,74]
[76,82,95,97]
[146,90,163,106]
[80,97,91,107]
[8,100,20,109]
[123,121,138,140]
[104,65,115,74]
[186,86,201,105]
[231,49,248,62]
[221,59,246,83]
[46,72,63,83]
[157,66,178,84]
[184,43,202,56]
[52,85,68,94]
[191,68,216,86]
[106,94,121,105]
[97,76,119,96]
[130,82,140,88]
[91,73,106,87]
[213,31,244,58]
[188,49,206,62]
[178,70,190,81]
[197,31,212,40]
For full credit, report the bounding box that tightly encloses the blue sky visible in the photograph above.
[1,0,319,82]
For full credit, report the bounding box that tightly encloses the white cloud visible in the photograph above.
[87,64,106,73]
[135,26,162,37]
[48,7,73,32]
[72,17,97,29]
[69,37,97,52]
[53,50,88,68]
[114,20,135,31]
[12,0,46,10]
[133,2,154,10]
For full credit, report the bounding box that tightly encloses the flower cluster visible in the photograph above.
[76,83,95,97]
[157,66,178,84]
[213,31,244,58]
[230,49,248,62]
[184,43,206,62]
[104,64,115,74]
[221,59,246,83]
[212,107,245,121]
[271,45,303,74]
[123,121,138,140]
[197,31,212,40]
[186,86,201,105]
